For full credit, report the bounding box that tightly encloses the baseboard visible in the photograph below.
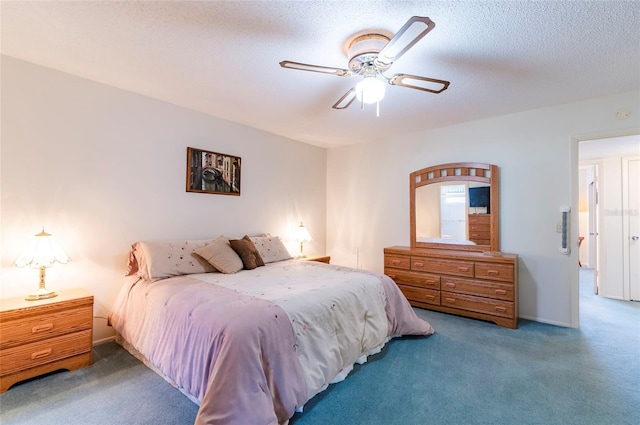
[518,314,573,328]
[93,336,116,346]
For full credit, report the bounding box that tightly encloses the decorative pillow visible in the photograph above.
[229,238,264,270]
[193,237,243,274]
[247,235,293,264]
[125,239,217,280]
[242,235,265,266]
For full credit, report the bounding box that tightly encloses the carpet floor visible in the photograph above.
[1,268,638,424]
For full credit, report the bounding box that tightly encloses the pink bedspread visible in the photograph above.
[109,261,433,425]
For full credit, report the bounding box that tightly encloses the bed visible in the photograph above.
[108,236,434,425]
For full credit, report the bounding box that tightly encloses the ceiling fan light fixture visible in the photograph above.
[355,75,386,104]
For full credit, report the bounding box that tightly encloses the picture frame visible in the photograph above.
[186,147,241,195]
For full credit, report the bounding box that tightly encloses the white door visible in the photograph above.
[588,167,599,294]
[627,158,640,301]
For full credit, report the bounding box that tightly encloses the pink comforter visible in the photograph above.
[109,262,433,425]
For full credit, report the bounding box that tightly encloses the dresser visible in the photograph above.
[0,288,94,392]
[384,246,518,329]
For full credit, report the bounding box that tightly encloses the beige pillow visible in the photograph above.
[127,239,217,280]
[248,235,293,264]
[194,237,243,274]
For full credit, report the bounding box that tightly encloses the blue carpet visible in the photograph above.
[1,268,638,424]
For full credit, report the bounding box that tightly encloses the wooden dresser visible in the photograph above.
[0,288,94,392]
[384,246,518,328]
[468,214,491,245]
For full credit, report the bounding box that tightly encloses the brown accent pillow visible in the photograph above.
[242,235,265,266]
[229,238,263,270]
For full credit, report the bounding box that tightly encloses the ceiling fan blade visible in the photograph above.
[280,61,352,77]
[332,88,356,109]
[389,73,450,94]
[376,17,436,67]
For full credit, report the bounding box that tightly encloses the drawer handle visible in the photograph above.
[495,306,507,313]
[391,260,400,266]
[495,289,507,295]
[445,297,456,304]
[32,323,54,334]
[414,261,424,267]
[487,270,499,276]
[445,282,456,288]
[457,267,469,272]
[31,348,53,360]
[427,280,437,286]
[425,295,435,300]
[388,274,396,279]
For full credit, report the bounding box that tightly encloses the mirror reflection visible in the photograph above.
[415,182,490,245]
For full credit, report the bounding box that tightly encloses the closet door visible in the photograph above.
[625,158,640,301]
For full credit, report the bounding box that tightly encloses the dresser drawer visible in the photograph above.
[468,230,490,240]
[385,269,440,289]
[397,285,440,306]
[441,292,514,318]
[0,306,93,350]
[411,258,474,278]
[0,329,92,376]
[441,277,514,301]
[475,262,515,282]
[384,255,410,270]
[468,214,490,224]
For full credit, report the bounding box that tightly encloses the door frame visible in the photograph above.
[573,129,640,327]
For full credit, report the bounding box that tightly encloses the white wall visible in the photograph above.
[327,90,640,327]
[0,56,327,342]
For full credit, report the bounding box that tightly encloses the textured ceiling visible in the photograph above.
[2,1,639,148]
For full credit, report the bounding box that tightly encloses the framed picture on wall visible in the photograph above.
[186,147,241,195]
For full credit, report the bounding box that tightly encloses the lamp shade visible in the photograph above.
[294,222,312,243]
[355,76,386,104]
[15,228,70,269]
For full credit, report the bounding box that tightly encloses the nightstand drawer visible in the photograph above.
[0,306,92,349]
[475,262,514,282]
[0,329,92,375]
[384,255,410,270]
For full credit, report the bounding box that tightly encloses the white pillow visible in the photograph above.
[248,235,293,264]
[127,239,217,280]
[193,237,243,274]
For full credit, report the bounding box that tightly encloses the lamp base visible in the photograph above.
[25,289,58,301]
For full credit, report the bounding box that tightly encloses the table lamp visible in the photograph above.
[294,222,312,258]
[14,228,70,301]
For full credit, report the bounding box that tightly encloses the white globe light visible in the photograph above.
[355,76,386,104]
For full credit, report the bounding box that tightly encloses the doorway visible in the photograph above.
[578,135,640,304]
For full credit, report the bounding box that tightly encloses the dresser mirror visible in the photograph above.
[410,162,499,252]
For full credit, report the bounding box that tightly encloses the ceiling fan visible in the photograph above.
[279,16,450,114]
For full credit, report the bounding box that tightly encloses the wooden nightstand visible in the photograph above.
[0,288,94,393]
[303,254,331,264]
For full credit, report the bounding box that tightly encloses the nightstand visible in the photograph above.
[0,288,94,393]
[303,254,331,264]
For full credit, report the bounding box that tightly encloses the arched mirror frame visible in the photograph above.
[410,162,499,252]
